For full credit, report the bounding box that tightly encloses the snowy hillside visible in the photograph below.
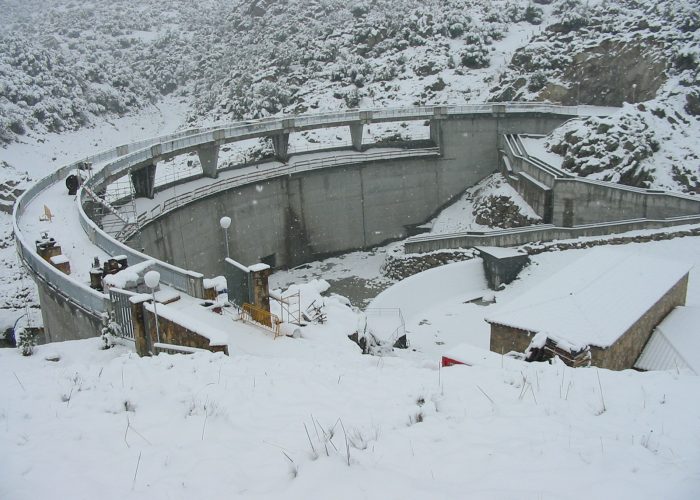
[490,0,700,193]
[2,0,698,191]
[0,0,545,145]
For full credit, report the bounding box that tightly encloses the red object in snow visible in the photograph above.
[441,356,467,367]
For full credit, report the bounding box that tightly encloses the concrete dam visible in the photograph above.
[13,104,700,346]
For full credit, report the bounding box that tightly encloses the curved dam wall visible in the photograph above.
[36,277,104,343]
[133,113,572,276]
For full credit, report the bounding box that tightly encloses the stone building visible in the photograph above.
[485,248,691,370]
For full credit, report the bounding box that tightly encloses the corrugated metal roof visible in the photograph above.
[634,306,700,374]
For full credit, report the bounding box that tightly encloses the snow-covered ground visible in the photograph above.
[2,232,700,499]
[2,2,699,494]
[426,173,541,234]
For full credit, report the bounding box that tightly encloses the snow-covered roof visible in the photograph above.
[634,306,700,374]
[474,246,526,259]
[485,248,691,349]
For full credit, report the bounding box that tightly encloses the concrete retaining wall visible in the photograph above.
[515,172,552,222]
[404,216,700,253]
[551,180,700,226]
[36,279,104,343]
[135,154,482,276]
[133,114,576,276]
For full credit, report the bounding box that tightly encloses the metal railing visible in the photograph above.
[126,148,440,235]
[365,308,406,346]
[14,103,609,318]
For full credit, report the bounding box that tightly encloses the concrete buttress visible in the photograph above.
[198,144,220,179]
[130,163,157,199]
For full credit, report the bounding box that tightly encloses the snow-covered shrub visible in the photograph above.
[552,0,589,32]
[674,47,699,72]
[350,2,370,18]
[527,71,548,92]
[524,4,543,25]
[16,328,38,356]
[461,43,490,69]
[344,88,361,108]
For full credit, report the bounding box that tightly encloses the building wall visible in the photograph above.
[590,274,688,370]
[141,305,229,356]
[489,274,689,370]
[480,253,530,290]
[489,323,536,355]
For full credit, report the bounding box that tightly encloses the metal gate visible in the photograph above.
[224,258,251,307]
[109,288,137,340]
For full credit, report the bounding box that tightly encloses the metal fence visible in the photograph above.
[108,288,137,340]
[128,148,440,233]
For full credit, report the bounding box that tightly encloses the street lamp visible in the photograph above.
[144,270,161,346]
[219,216,231,259]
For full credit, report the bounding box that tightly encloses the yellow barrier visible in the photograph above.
[241,303,282,338]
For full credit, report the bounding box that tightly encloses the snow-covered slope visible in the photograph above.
[3,0,698,190]
[2,296,699,499]
[490,0,700,193]
[428,173,541,233]
[0,0,547,145]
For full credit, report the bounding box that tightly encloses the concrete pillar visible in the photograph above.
[430,106,448,155]
[350,123,364,151]
[491,103,507,117]
[271,133,290,162]
[249,264,272,313]
[349,111,372,151]
[198,144,220,179]
[130,164,157,199]
[130,297,151,356]
[429,120,443,154]
[270,118,294,162]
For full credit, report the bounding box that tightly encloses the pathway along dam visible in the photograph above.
[13,104,700,344]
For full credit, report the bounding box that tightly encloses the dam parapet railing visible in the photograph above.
[11,103,618,319]
[405,133,700,253]
[125,148,441,240]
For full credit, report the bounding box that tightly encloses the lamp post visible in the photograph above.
[144,270,161,347]
[219,216,231,259]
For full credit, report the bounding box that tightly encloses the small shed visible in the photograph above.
[634,306,700,374]
[485,248,691,370]
[474,246,529,290]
